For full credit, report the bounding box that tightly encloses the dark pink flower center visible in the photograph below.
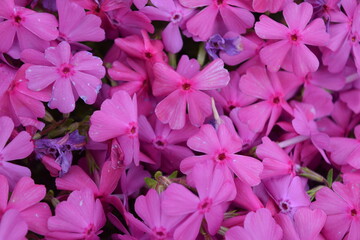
[273,96,280,104]
[152,227,168,240]
[144,51,153,59]
[171,13,182,23]
[215,0,225,5]
[58,64,75,78]
[198,198,213,214]
[14,15,22,23]
[279,200,291,213]
[153,137,166,149]
[290,34,298,41]
[182,82,191,91]
[217,152,226,161]
[351,209,357,216]
[83,223,95,236]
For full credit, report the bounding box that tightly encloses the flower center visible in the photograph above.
[217,152,226,161]
[171,13,182,23]
[198,198,213,214]
[351,209,357,216]
[182,82,191,91]
[144,51,153,59]
[279,200,291,213]
[152,227,168,240]
[58,64,74,78]
[290,34,298,41]
[14,15,22,23]
[153,137,166,149]
[273,96,280,104]
[215,0,225,5]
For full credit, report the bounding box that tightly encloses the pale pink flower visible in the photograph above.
[255,2,329,76]
[47,189,106,240]
[26,41,105,113]
[0,0,58,58]
[153,58,230,129]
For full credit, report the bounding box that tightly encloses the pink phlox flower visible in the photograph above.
[256,137,300,179]
[126,188,183,240]
[47,189,106,240]
[0,0,58,58]
[89,90,140,166]
[322,0,360,73]
[25,41,105,113]
[304,66,347,91]
[275,207,327,240]
[179,0,254,41]
[0,175,52,236]
[264,175,311,217]
[57,0,105,44]
[163,162,236,239]
[225,208,283,240]
[181,122,263,186]
[209,71,256,114]
[0,116,33,190]
[0,208,28,240]
[252,0,291,13]
[138,114,196,173]
[236,66,301,135]
[141,0,194,53]
[0,64,51,130]
[329,125,360,168]
[255,2,329,77]
[305,0,340,25]
[311,182,360,240]
[291,102,331,163]
[219,32,265,66]
[153,57,230,129]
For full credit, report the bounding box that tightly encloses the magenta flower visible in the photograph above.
[225,208,283,240]
[264,176,311,217]
[0,64,51,130]
[57,0,105,43]
[89,90,140,166]
[275,207,327,240]
[252,0,290,13]
[255,2,329,76]
[0,116,33,189]
[179,0,254,41]
[236,66,301,134]
[0,209,28,240]
[126,188,183,240]
[138,115,196,173]
[163,162,236,239]
[311,182,360,240]
[26,41,105,113]
[141,0,194,53]
[181,123,263,186]
[0,0,58,57]
[153,58,230,129]
[47,189,106,240]
[0,175,51,236]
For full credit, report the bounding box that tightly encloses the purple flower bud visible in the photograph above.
[205,34,242,59]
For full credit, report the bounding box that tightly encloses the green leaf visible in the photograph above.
[145,177,157,189]
[168,171,178,179]
[327,169,333,187]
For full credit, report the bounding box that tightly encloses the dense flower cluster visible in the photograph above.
[0,0,360,239]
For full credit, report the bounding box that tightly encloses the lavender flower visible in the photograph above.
[35,130,86,176]
[205,34,243,59]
